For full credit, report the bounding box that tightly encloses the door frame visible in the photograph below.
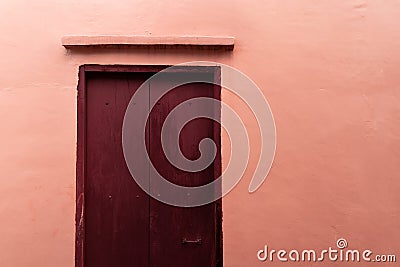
[76,64,222,267]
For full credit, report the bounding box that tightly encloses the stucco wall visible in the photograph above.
[0,1,399,266]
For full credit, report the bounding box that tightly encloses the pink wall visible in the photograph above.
[0,1,399,266]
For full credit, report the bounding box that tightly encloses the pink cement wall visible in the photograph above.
[0,1,399,266]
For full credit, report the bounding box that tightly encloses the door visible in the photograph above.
[76,65,222,267]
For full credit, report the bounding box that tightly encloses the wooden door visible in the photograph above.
[77,65,222,267]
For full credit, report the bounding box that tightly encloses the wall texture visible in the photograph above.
[0,0,399,266]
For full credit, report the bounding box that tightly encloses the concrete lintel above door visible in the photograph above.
[62,35,235,50]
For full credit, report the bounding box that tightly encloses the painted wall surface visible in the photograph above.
[1,1,399,266]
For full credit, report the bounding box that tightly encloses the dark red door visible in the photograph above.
[77,65,222,267]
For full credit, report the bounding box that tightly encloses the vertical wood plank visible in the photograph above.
[76,65,86,267]
[213,67,223,267]
[149,70,221,267]
[84,71,151,267]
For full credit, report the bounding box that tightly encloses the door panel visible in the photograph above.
[148,73,218,267]
[85,72,151,267]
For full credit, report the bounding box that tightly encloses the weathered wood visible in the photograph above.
[76,65,222,267]
[76,65,86,267]
[148,71,220,266]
